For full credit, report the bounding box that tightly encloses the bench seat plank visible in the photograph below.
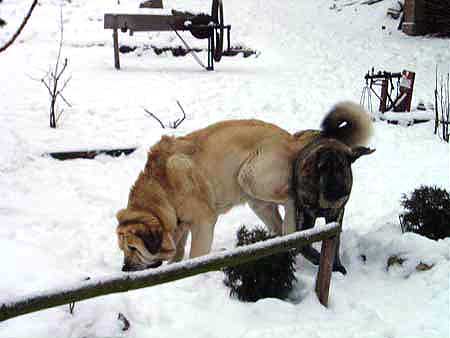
[104,13,186,32]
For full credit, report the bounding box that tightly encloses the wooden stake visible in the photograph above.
[315,236,337,307]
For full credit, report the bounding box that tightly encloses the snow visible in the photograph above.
[0,0,449,337]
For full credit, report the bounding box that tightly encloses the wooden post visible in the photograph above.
[379,78,388,113]
[315,236,337,307]
[113,28,120,70]
[394,71,415,112]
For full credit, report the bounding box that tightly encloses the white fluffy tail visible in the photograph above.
[321,101,373,147]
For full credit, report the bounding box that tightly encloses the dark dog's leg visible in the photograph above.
[297,209,322,266]
[325,208,347,275]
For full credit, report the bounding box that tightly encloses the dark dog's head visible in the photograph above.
[295,140,375,210]
[116,209,176,271]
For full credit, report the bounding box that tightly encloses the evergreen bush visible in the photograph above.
[223,225,297,302]
[399,185,450,240]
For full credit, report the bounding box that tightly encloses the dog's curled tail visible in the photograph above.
[321,101,373,147]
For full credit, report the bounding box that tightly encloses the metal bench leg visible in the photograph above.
[207,29,214,71]
[315,236,337,307]
[113,28,120,70]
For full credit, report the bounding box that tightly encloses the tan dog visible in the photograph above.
[116,102,374,271]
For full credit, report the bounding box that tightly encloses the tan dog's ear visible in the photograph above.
[137,230,163,254]
[116,208,160,227]
[116,209,129,223]
[350,147,375,163]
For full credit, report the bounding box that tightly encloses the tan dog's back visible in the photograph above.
[186,120,294,210]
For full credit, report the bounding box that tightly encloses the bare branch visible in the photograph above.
[58,92,72,108]
[55,109,64,124]
[118,313,131,331]
[144,108,166,128]
[54,7,65,76]
[57,75,72,96]
[172,100,186,128]
[144,101,187,129]
[0,0,38,53]
[41,78,53,97]
[55,58,69,83]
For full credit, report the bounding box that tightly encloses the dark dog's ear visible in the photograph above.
[137,230,163,254]
[350,147,375,163]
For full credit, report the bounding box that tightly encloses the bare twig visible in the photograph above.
[170,100,186,128]
[0,0,38,53]
[118,313,130,331]
[69,302,75,314]
[434,66,450,143]
[361,0,384,5]
[144,101,187,129]
[144,108,166,128]
[435,65,439,135]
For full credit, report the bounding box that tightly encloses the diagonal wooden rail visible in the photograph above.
[0,223,340,323]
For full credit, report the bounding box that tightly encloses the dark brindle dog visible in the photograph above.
[290,103,375,274]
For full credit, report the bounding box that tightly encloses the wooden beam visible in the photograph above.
[104,14,186,32]
[44,147,137,160]
[0,223,341,323]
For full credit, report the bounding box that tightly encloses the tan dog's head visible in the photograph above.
[116,209,176,271]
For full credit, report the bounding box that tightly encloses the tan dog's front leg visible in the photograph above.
[170,223,190,263]
[248,198,283,235]
[189,224,214,258]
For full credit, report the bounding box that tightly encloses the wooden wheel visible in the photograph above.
[211,0,224,62]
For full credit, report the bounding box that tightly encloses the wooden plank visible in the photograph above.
[315,236,338,307]
[104,14,186,32]
[0,224,341,323]
[45,147,137,160]
[139,0,163,9]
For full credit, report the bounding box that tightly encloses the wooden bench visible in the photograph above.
[104,0,230,70]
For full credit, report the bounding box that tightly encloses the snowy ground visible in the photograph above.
[0,0,449,337]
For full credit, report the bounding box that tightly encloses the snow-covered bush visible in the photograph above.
[400,186,450,240]
[223,226,297,302]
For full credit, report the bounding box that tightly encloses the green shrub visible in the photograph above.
[223,225,297,302]
[400,185,450,240]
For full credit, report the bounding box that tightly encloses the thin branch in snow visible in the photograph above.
[118,313,131,331]
[144,101,187,129]
[38,6,71,128]
[0,0,38,53]
[169,100,187,129]
[144,108,166,129]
